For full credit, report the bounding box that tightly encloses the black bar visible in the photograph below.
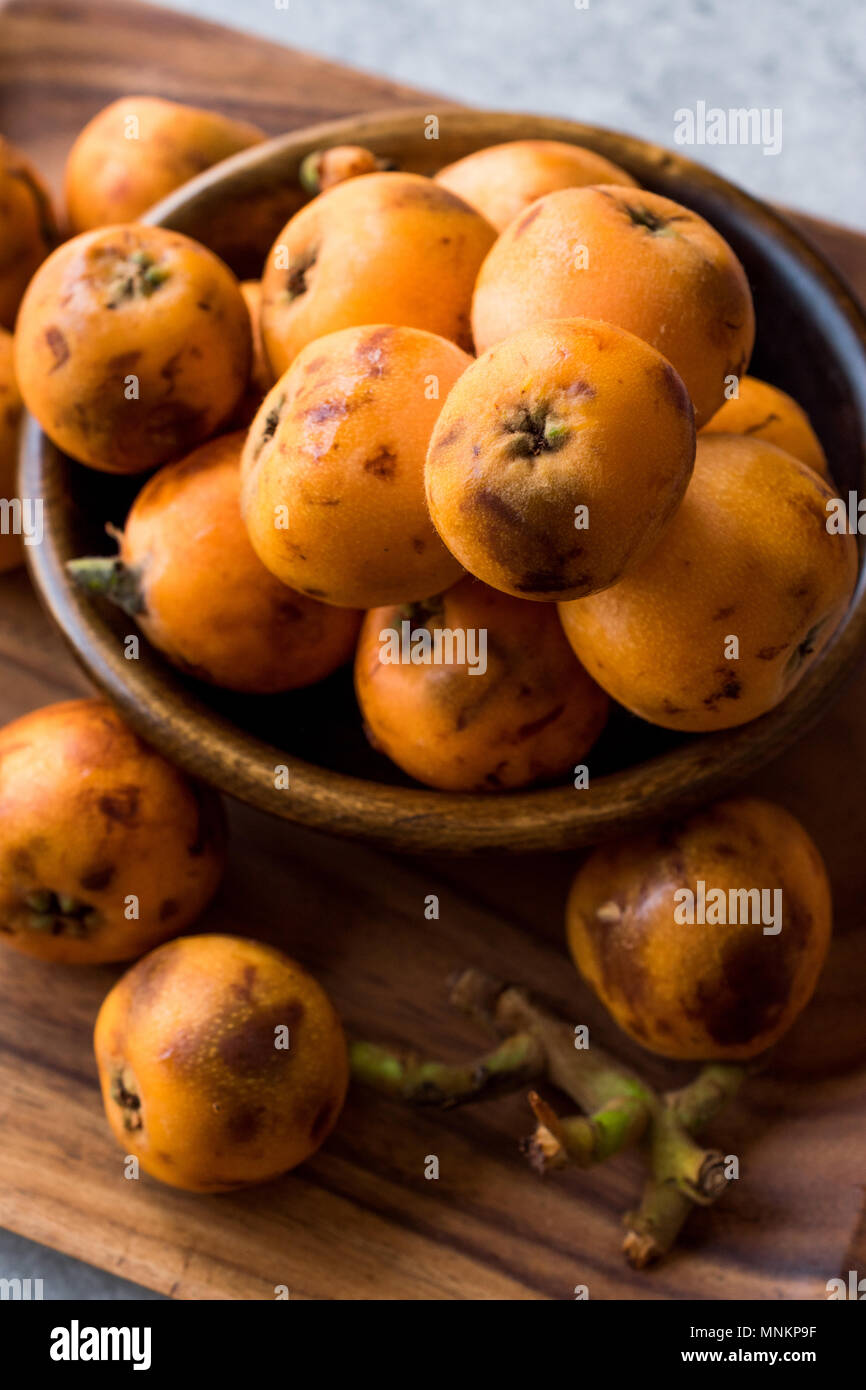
[3,1296,861,1375]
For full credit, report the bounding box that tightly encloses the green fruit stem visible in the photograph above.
[349,1032,544,1106]
[623,1064,746,1268]
[298,150,325,195]
[449,967,656,1115]
[526,1089,649,1171]
[67,556,145,617]
[352,967,748,1269]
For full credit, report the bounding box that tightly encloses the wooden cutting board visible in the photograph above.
[1,0,866,1301]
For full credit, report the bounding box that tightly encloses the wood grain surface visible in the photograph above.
[1,0,866,1300]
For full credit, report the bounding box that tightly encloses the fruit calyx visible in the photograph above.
[502,403,569,458]
[397,595,446,629]
[254,392,287,460]
[22,889,99,938]
[285,246,318,301]
[624,203,687,236]
[67,556,146,617]
[105,249,170,308]
[110,1066,143,1132]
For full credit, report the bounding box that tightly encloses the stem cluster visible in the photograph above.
[350,969,746,1268]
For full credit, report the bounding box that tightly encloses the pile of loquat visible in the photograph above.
[0,105,848,1248]
[5,112,854,794]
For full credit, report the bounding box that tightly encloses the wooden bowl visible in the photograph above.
[21,109,866,853]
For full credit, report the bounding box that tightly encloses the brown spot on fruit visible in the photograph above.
[224,1104,266,1143]
[44,325,70,371]
[513,703,565,742]
[98,786,140,825]
[471,486,521,528]
[79,862,115,891]
[742,412,781,435]
[9,845,36,875]
[588,901,649,1014]
[434,421,464,449]
[703,670,742,707]
[217,1000,305,1074]
[231,964,258,1004]
[691,940,789,1048]
[355,325,394,377]
[106,350,142,373]
[481,763,508,789]
[160,349,184,392]
[517,568,583,594]
[364,446,397,480]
